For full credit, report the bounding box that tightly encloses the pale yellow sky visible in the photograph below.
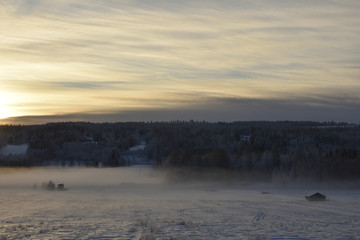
[1,0,360,123]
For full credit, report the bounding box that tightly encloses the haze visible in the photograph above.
[1,166,360,239]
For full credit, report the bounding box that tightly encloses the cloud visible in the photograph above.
[1,0,359,122]
[51,81,130,90]
[3,91,360,125]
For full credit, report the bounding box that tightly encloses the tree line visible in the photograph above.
[0,121,359,180]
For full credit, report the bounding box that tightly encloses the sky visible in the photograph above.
[0,0,360,124]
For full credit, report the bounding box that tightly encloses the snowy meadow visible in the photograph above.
[1,167,359,240]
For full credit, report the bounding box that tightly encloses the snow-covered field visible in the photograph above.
[1,167,359,240]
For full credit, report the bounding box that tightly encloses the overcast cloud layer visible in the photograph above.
[1,0,360,123]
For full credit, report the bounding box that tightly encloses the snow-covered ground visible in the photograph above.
[0,144,28,156]
[128,142,146,151]
[0,167,359,240]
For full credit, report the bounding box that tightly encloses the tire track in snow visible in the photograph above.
[253,210,267,222]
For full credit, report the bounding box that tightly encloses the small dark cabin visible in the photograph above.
[305,192,326,201]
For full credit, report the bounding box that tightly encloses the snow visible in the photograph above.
[129,142,146,151]
[0,167,359,240]
[123,142,151,165]
[0,144,28,156]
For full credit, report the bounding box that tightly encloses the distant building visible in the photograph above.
[305,192,326,201]
[98,137,110,146]
[241,135,250,142]
[81,137,95,143]
[0,144,28,156]
[80,137,109,145]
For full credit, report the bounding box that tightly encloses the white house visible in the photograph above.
[0,144,29,156]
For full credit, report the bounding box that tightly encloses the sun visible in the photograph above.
[0,91,18,120]
[0,105,12,119]
[0,102,12,120]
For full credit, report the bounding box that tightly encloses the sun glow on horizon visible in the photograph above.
[0,91,22,120]
[0,104,15,120]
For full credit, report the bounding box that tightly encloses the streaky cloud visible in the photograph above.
[3,94,360,125]
[0,0,359,122]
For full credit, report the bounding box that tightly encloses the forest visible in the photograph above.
[0,121,359,181]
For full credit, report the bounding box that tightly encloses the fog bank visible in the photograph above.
[0,166,165,190]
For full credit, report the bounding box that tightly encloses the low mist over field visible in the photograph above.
[1,166,360,239]
[0,166,164,189]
